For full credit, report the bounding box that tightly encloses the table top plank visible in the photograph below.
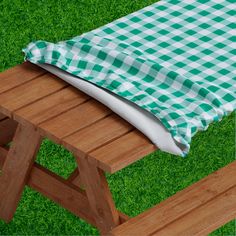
[38,100,112,143]
[63,114,134,156]
[0,62,157,173]
[89,130,157,173]
[0,62,46,95]
[14,86,89,126]
[0,74,67,117]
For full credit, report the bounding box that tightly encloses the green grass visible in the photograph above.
[0,0,235,235]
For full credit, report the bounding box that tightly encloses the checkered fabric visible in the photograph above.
[23,0,236,156]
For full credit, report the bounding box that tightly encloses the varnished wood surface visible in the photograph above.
[0,63,157,173]
[0,149,129,228]
[0,124,42,222]
[110,161,236,236]
[0,62,235,236]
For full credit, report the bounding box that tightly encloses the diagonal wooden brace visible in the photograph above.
[0,147,128,229]
[0,123,42,222]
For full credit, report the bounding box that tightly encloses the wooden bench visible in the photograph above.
[0,62,235,235]
[110,161,236,236]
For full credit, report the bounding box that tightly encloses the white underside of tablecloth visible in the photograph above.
[39,63,186,156]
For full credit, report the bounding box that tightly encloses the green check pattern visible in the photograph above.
[23,0,236,156]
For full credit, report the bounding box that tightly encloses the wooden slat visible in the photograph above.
[0,124,42,222]
[0,63,156,173]
[63,114,133,157]
[0,62,46,94]
[154,186,236,236]
[0,118,18,146]
[0,74,67,117]
[14,86,89,126]
[39,100,111,143]
[89,130,156,173]
[110,161,236,236]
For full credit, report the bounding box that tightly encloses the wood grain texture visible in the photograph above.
[0,150,129,228]
[39,99,111,143]
[0,74,67,117]
[153,186,236,236]
[0,124,42,222]
[77,157,120,234]
[89,130,157,173]
[0,55,233,236]
[27,163,97,227]
[110,161,236,236]
[0,63,157,173]
[14,86,89,126]
[0,118,18,146]
[0,62,46,95]
[63,114,133,156]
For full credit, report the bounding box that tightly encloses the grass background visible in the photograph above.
[0,0,235,235]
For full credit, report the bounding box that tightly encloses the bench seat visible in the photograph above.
[110,161,236,236]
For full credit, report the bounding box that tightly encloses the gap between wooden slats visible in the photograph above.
[38,99,112,143]
[0,62,46,95]
[0,63,157,173]
[0,73,67,117]
[62,114,134,157]
[13,86,90,127]
[89,130,157,173]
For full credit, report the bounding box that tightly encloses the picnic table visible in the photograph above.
[0,62,235,235]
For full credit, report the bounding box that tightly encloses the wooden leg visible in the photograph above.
[0,123,42,222]
[0,118,18,146]
[0,150,128,228]
[77,156,120,234]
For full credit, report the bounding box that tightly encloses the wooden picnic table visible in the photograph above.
[0,62,235,235]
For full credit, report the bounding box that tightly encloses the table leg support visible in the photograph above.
[0,123,42,222]
[77,156,120,234]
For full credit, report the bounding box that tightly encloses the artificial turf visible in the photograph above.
[0,0,235,235]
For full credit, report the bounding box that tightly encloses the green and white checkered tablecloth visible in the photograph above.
[24,0,236,156]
